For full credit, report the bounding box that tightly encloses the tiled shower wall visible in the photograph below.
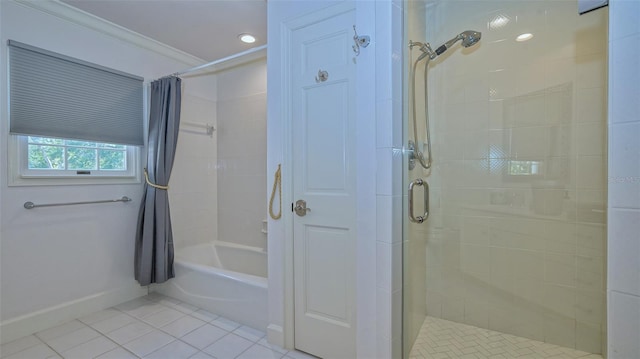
[607,0,640,357]
[170,93,218,250]
[410,0,608,353]
[169,60,266,251]
[216,60,267,249]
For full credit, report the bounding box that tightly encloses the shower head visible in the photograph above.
[462,30,482,47]
[434,30,481,56]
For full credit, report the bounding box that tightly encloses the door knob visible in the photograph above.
[294,199,311,217]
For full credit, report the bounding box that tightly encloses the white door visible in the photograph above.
[291,7,357,359]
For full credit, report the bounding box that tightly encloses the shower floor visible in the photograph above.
[409,316,603,359]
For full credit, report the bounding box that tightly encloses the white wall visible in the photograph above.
[216,59,267,249]
[607,0,640,357]
[0,0,214,343]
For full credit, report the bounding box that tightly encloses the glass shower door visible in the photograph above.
[402,0,608,357]
[402,2,430,357]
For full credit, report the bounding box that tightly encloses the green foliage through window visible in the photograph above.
[27,136,127,172]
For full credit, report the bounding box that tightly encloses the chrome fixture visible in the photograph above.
[294,199,311,217]
[24,196,132,210]
[181,121,215,137]
[408,178,429,223]
[352,25,370,56]
[315,69,329,83]
[409,30,481,61]
[408,30,481,170]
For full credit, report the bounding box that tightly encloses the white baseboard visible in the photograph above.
[267,324,285,348]
[0,283,147,344]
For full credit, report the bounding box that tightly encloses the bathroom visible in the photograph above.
[0,0,638,358]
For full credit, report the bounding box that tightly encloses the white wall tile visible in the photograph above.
[607,4,640,357]
[577,87,607,123]
[376,148,403,198]
[216,87,267,249]
[609,35,640,125]
[576,52,607,89]
[609,122,640,209]
[609,291,640,358]
[609,0,640,40]
[577,122,607,156]
[375,0,393,102]
[377,100,394,149]
[608,209,640,296]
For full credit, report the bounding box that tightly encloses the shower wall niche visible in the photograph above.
[404,0,608,354]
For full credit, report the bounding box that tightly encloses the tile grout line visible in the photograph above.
[3,294,295,359]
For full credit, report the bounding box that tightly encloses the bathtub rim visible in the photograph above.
[174,242,267,289]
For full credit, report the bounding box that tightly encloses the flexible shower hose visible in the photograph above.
[410,52,433,170]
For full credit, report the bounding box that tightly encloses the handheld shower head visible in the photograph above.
[434,30,482,56]
[460,30,481,47]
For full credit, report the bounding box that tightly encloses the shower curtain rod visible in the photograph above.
[159,44,267,80]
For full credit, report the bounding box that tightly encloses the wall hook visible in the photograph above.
[352,25,370,56]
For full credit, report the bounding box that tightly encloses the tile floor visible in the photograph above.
[409,316,604,359]
[0,293,316,359]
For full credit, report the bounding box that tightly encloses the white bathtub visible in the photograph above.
[152,241,268,331]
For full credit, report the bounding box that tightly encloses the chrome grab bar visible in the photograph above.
[408,178,429,223]
[181,121,215,137]
[24,196,132,210]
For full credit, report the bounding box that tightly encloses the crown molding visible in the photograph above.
[12,0,205,67]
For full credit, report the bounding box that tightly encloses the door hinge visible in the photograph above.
[291,202,294,212]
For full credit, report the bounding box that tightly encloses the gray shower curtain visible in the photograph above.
[135,76,182,286]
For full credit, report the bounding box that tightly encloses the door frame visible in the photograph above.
[279,1,359,351]
[272,1,384,356]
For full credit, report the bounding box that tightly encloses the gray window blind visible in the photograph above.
[8,40,144,146]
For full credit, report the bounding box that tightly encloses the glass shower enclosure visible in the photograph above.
[403,0,608,357]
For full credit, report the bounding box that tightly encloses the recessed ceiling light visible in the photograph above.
[516,33,533,42]
[238,33,256,44]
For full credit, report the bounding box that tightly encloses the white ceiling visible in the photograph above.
[61,0,267,62]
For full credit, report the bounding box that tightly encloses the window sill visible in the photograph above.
[8,175,142,187]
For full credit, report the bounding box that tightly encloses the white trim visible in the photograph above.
[8,135,142,186]
[0,282,147,344]
[267,324,284,347]
[11,0,205,67]
[280,17,295,350]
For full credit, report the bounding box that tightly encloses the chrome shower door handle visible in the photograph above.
[408,178,429,224]
[294,199,311,217]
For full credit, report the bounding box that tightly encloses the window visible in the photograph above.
[20,136,136,177]
[9,135,139,185]
[7,40,144,186]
